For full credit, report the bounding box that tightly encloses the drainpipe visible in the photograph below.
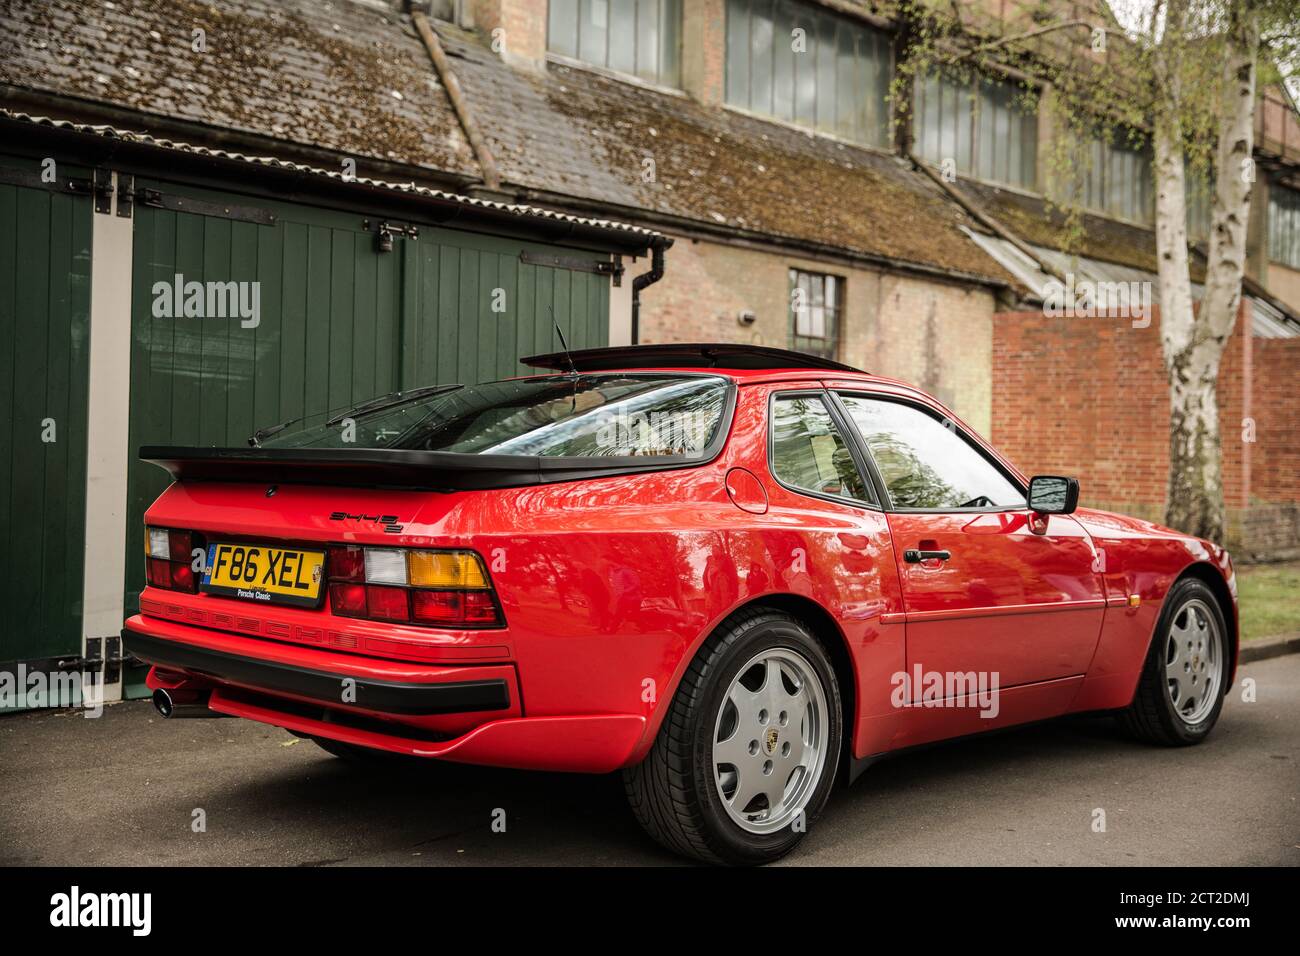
[411,8,501,192]
[631,237,671,344]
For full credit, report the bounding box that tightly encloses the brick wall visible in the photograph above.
[637,233,997,434]
[992,302,1300,558]
[470,0,547,67]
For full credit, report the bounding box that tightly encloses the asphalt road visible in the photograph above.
[2,654,1296,867]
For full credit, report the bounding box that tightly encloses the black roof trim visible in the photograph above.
[521,344,864,373]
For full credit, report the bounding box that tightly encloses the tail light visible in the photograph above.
[145,527,199,594]
[327,546,502,627]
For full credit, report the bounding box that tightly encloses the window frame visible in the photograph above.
[766,388,884,511]
[547,0,684,90]
[1267,182,1300,269]
[723,0,893,148]
[788,268,843,360]
[912,70,1040,192]
[830,391,1028,514]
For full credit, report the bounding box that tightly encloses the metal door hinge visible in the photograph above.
[116,174,135,218]
[520,251,624,286]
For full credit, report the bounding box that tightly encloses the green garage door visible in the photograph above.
[0,174,92,695]
[123,182,611,671]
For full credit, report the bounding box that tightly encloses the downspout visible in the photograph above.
[411,9,501,191]
[631,237,671,344]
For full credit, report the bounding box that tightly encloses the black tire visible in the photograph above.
[1118,577,1230,746]
[623,608,842,865]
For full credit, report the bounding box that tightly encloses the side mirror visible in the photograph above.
[1027,475,1080,515]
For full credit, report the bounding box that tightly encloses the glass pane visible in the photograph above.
[725,0,750,106]
[580,0,609,65]
[750,0,774,115]
[816,16,836,132]
[771,396,871,502]
[839,397,1022,510]
[793,12,816,126]
[835,25,856,139]
[772,0,795,120]
[264,375,729,458]
[609,0,636,75]
[660,0,681,85]
[549,0,579,57]
[977,85,995,179]
[920,75,941,162]
[994,97,1010,185]
[1020,110,1037,188]
[955,79,973,175]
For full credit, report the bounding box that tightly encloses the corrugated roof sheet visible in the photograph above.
[0,109,665,241]
[966,229,1299,337]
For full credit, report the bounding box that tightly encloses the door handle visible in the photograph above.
[904,549,950,563]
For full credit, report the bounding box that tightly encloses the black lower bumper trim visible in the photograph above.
[122,628,510,716]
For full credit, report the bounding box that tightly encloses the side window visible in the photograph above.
[838,395,1022,510]
[770,394,874,504]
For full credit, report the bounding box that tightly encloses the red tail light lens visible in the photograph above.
[328,546,365,583]
[147,557,172,588]
[329,583,367,618]
[412,590,501,625]
[170,562,196,591]
[327,546,502,627]
[169,530,193,562]
[366,585,411,622]
[411,590,462,623]
[144,527,199,594]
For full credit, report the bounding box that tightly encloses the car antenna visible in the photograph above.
[551,309,580,379]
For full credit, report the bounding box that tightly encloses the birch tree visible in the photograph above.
[892,0,1297,542]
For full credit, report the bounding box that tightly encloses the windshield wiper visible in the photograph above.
[247,384,463,447]
[324,384,464,427]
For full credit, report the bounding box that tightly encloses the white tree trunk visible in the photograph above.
[1162,3,1259,542]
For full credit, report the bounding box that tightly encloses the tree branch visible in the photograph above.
[965,19,1099,55]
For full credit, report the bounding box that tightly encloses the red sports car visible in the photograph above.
[124,344,1237,865]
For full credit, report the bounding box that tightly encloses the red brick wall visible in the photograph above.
[992,301,1300,557]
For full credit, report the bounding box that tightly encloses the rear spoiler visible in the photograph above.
[139,446,703,491]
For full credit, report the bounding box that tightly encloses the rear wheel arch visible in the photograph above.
[642,593,858,781]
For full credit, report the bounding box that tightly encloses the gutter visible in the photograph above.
[513,186,1016,291]
[411,10,502,192]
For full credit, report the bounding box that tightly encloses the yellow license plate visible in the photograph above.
[200,543,325,608]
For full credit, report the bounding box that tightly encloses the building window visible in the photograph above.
[725,0,890,147]
[1268,183,1300,269]
[548,0,682,87]
[789,269,841,360]
[912,73,1038,190]
[1078,134,1154,224]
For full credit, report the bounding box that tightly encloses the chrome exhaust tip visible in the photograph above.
[152,688,228,719]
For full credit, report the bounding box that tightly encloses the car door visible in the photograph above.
[833,392,1105,692]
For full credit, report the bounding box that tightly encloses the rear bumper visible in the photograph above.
[122,614,647,772]
[124,628,510,716]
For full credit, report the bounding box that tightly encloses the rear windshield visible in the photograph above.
[261,374,731,458]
